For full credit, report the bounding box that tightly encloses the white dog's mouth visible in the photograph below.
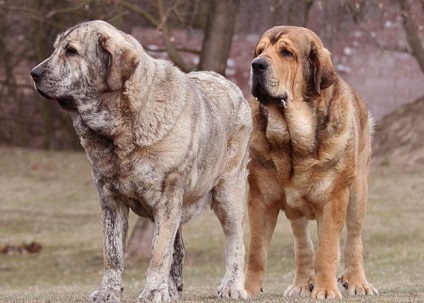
[35,85,76,111]
[34,86,54,100]
[57,96,77,111]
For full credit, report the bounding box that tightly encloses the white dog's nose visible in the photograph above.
[30,65,43,81]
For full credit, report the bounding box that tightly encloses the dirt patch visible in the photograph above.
[372,96,424,167]
[0,241,42,256]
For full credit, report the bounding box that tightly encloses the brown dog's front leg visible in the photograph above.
[90,191,129,303]
[284,216,314,297]
[312,189,348,299]
[245,195,279,298]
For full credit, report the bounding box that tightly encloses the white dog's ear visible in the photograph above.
[309,42,335,95]
[99,34,140,91]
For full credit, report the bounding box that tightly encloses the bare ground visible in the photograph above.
[0,147,423,302]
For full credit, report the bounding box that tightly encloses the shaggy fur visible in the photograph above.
[30,20,251,303]
[244,26,378,299]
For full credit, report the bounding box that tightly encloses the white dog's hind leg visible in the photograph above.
[168,227,184,300]
[90,192,129,303]
[212,167,249,300]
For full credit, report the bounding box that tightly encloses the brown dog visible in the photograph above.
[244,26,378,299]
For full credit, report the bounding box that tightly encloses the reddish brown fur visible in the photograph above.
[245,26,377,299]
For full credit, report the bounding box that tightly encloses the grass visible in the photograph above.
[0,147,423,302]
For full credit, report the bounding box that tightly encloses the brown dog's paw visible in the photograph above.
[284,284,311,297]
[338,274,378,296]
[312,287,342,299]
[244,281,263,298]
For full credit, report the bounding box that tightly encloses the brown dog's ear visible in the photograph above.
[309,42,335,95]
[99,34,140,91]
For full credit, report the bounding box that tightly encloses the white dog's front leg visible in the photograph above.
[139,196,182,303]
[90,191,129,303]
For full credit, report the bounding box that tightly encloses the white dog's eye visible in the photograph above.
[65,46,78,56]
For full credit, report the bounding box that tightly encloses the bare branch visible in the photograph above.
[45,1,90,19]
[119,1,160,27]
[2,5,63,29]
[156,0,193,72]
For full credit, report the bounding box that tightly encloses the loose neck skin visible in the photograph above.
[76,50,188,152]
[268,78,346,160]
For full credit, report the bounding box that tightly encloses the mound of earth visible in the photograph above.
[372,96,424,166]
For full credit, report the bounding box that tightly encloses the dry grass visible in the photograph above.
[0,147,423,302]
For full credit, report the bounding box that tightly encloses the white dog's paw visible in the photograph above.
[138,283,171,303]
[217,280,247,300]
[168,279,183,301]
[89,287,122,303]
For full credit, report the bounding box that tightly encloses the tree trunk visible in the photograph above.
[198,0,240,75]
[125,217,154,261]
[287,0,314,27]
[398,0,424,74]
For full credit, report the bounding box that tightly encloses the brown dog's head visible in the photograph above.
[250,26,335,107]
[30,20,140,111]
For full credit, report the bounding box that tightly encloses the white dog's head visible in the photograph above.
[30,20,140,111]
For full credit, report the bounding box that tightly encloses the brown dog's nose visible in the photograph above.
[251,58,268,75]
[30,65,43,81]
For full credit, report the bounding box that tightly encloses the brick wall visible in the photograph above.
[341,48,424,120]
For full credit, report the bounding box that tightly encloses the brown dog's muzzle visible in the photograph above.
[251,57,288,107]
[250,57,269,101]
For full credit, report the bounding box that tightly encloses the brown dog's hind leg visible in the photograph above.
[284,216,314,297]
[338,176,378,296]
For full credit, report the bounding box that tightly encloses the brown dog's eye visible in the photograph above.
[281,49,293,57]
[256,47,265,56]
[65,46,78,56]
[255,42,267,57]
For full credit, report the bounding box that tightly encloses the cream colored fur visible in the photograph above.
[31,20,251,303]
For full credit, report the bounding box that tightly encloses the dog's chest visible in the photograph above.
[282,170,335,219]
[114,156,164,201]
[84,143,162,202]
[265,114,290,146]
